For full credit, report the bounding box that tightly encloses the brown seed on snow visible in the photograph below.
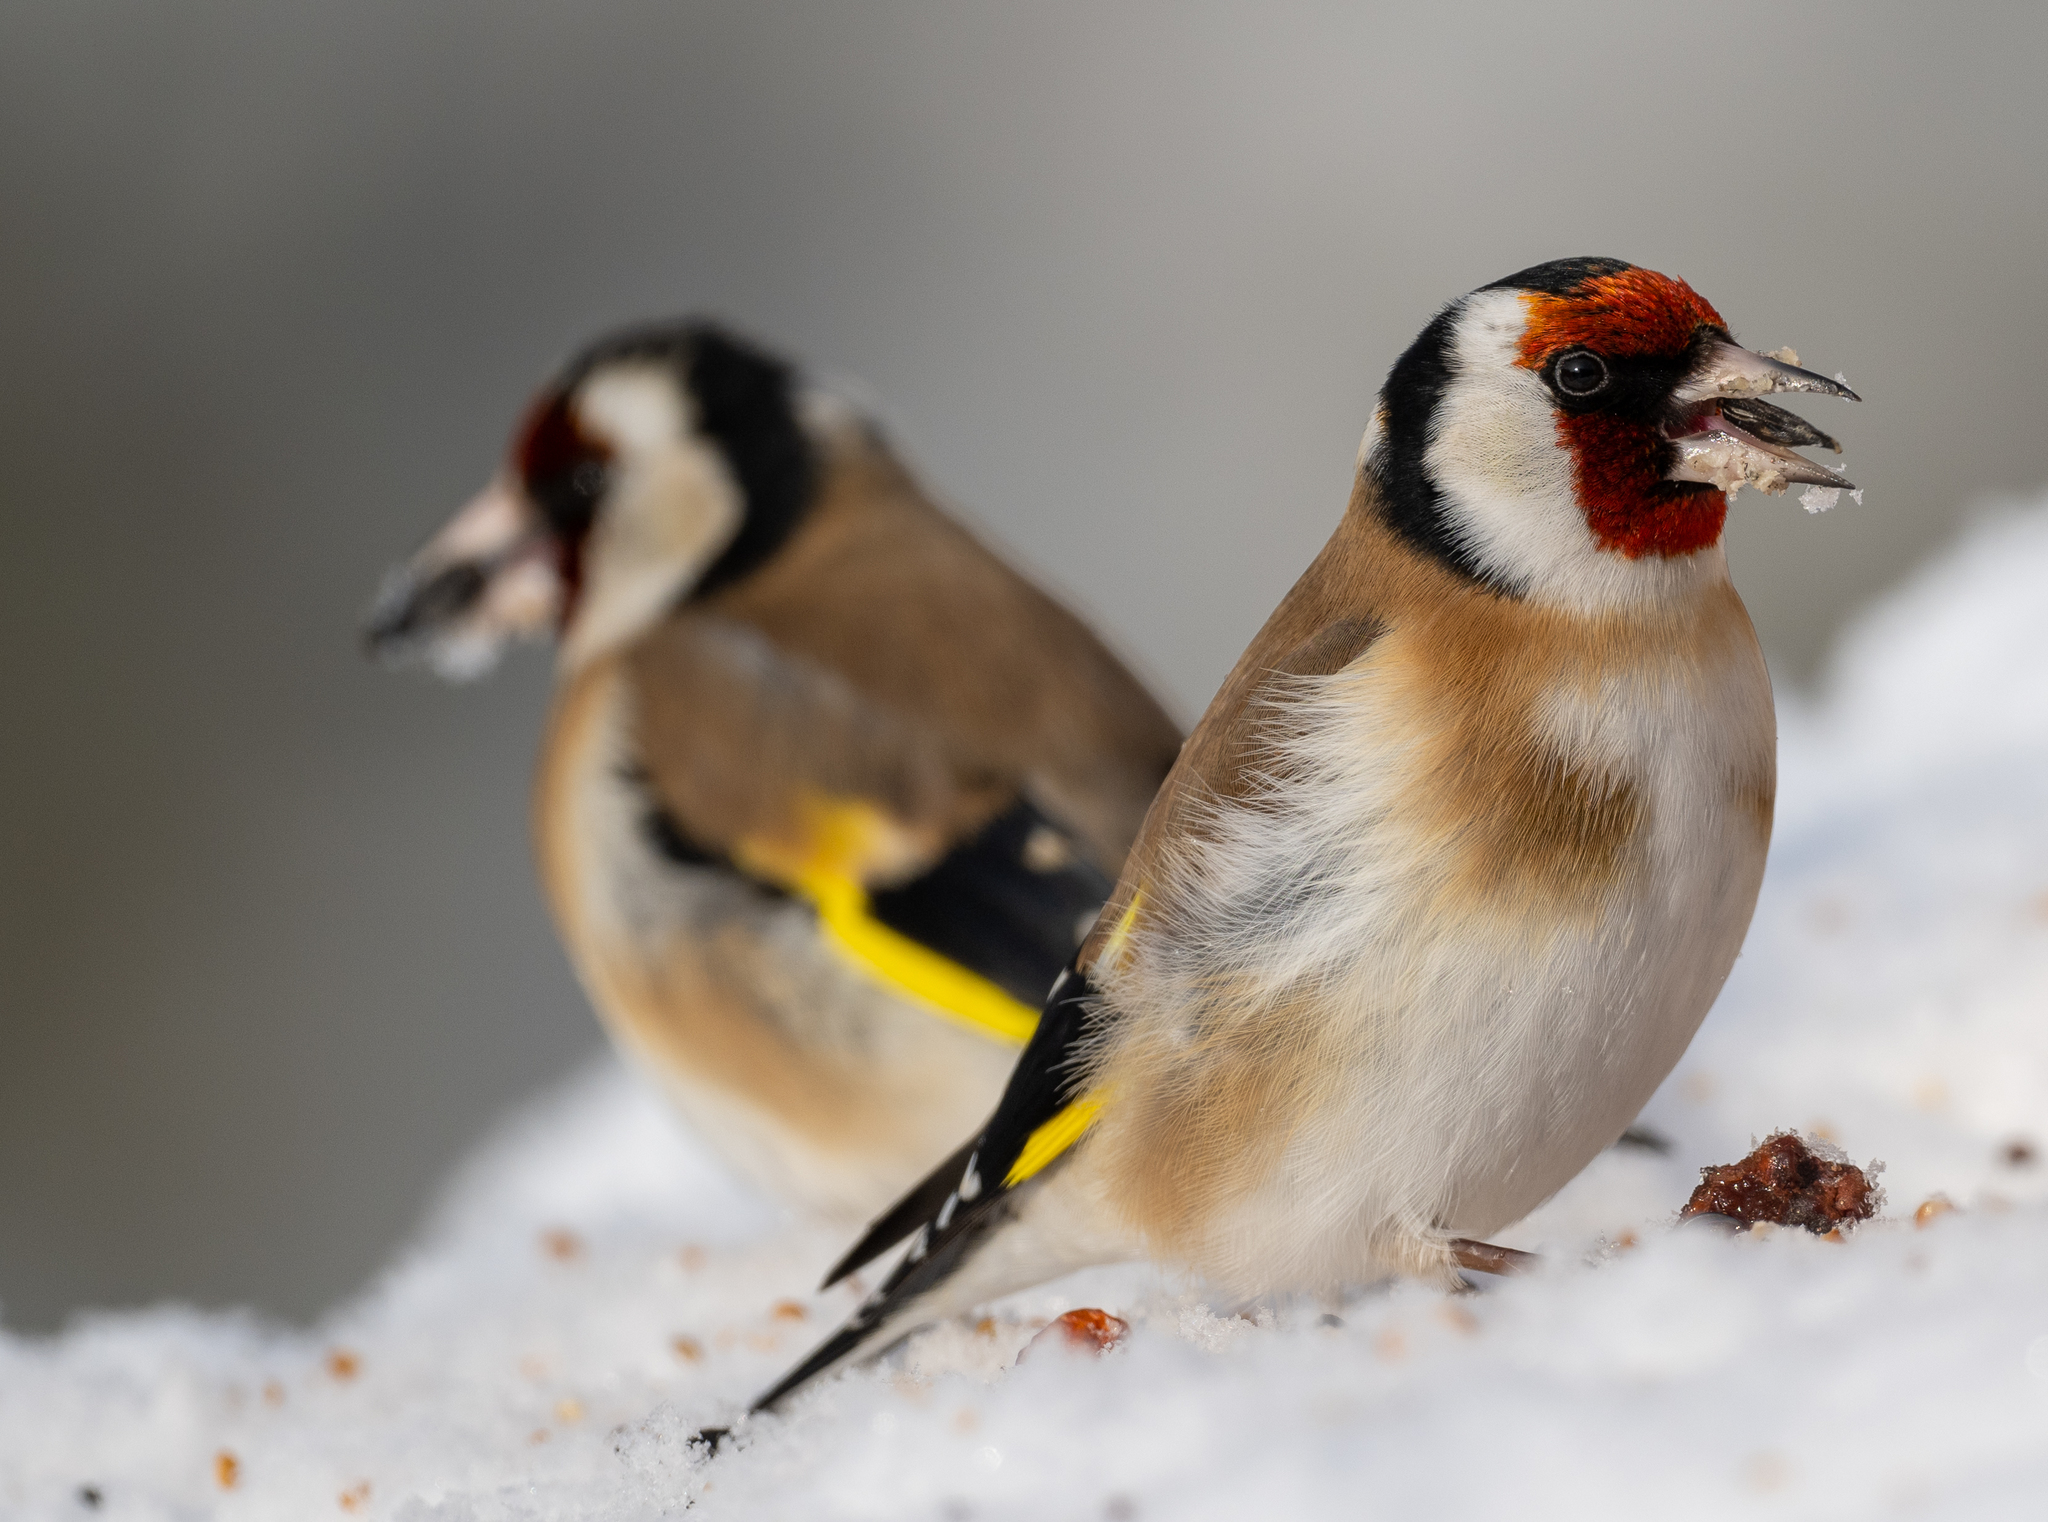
[1679,1131,1881,1234]
[678,1244,706,1271]
[1913,1194,1957,1228]
[1744,1451,1791,1493]
[771,1299,807,1322]
[671,1335,704,1363]
[2001,1137,2037,1168]
[262,1380,286,1407]
[555,1397,584,1423]
[214,1451,240,1490]
[339,1481,371,1512]
[974,1317,998,1339]
[540,1228,584,1262]
[1911,1078,1949,1112]
[1020,1308,1129,1361]
[325,1349,361,1382]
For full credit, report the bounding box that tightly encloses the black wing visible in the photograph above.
[640,783,1111,1014]
[819,962,1104,1290]
[750,962,1108,1414]
[866,799,1110,1007]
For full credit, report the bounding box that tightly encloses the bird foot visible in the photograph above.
[1446,1238,1537,1276]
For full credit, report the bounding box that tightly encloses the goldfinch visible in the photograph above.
[365,321,1181,1217]
[734,257,1859,1418]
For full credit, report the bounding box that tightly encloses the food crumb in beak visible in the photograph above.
[1800,485,1842,513]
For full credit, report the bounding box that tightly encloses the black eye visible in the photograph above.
[571,460,609,498]
[1553,350,1610,398]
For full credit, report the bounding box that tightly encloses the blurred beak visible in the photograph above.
[1666,339,1861,497]
[363,478,562,679]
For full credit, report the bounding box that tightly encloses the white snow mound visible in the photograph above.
[9,501,2048,1519]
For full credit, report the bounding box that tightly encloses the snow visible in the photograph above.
[9,501,2048,1520]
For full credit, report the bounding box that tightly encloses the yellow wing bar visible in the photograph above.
[806,871,1039,1046]
[736,798,1040,1048]
[1005,1095,1103,1186]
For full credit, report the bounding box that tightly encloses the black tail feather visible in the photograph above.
[756,1192,1015,1414]
[749,1315,887,1414]
[740,961,1105,1421]
[820,1137,977,1290]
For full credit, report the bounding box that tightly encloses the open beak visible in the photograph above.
[363,478,561,679]
[1666,338,1861,498]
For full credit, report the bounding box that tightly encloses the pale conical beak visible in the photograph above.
[1666,339,1861,497]
[363,478,561,679]
[1674,340,1861,404]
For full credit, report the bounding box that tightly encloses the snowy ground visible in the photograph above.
[7,501,2048,1521]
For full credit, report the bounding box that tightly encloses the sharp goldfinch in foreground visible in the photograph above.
[366,322,1181,1217]
[734,257,1860,1421]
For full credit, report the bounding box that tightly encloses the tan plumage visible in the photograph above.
[1078,486,1773,1284]
[369,321,1180,1217]
[731,257,1858,1425]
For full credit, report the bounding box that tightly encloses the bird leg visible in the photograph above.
[1446,1238,1537,1276]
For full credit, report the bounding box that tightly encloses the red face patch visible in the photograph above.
[1517,269,1730,561]
[512,390,610,500]
[509,390,613,626]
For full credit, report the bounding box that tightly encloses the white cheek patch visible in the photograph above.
[560,439,743,671]
[1423,290,1717,613]
[557,364,747,671]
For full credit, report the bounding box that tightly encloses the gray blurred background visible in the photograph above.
[2,0,2042,1332]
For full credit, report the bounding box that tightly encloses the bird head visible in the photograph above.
[1362,256,1859,608]
[365,321,817,678]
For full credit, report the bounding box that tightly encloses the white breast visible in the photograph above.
[1108,585,1773,1290]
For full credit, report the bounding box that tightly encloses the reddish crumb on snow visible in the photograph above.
[214,1451,240,1490]
[1679,1131,1880,1233]
[1436,1301,1479,1336]
[325,1349,362,1382]
[1021,1308,1129,1361]
[540,1228,584,1262]
[678,1244,706,1271]
[339,1481,372,1512]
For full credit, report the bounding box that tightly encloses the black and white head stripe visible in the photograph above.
[1368,260,1637,592]
[1369,302,1497,590]
[559,319,819,598]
